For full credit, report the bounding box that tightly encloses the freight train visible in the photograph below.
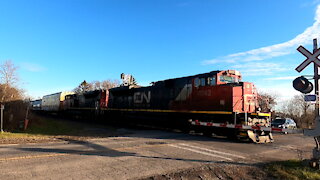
[31,70,273,143]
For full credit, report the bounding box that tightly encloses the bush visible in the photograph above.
[2,100,29,131]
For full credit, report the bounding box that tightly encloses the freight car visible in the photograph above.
[34,70,273,143]
[30,99,42,110]
[42,92,74,111]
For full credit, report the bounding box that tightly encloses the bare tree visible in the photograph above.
[0,85,23,102]
[0,60,19,86]
[257,91,278,112]
[101,79,120,89]
[0,60,21,102]
[74,79,120,93]
[74,80,93,94]
[92,81,101,90]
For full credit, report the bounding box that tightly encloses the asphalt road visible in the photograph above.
[0,129,315,180]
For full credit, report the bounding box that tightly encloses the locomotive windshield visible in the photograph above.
[194,76,216,87]
[219,75,238,83]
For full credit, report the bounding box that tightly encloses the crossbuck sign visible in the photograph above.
[296,45,320,72]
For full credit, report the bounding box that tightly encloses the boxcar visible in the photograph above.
[42,92,74,111]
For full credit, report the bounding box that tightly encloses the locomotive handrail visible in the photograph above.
[104,108,233,115]
[250,113,271,117]
[190,120,301,133]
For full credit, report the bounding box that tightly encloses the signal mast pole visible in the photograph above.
[312,38,320,168]
[314,38,319,117]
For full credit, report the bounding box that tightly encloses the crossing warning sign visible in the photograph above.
[296,45,320,72]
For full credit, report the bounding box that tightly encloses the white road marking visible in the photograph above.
[179,143,246,159]
[169,144,233,161]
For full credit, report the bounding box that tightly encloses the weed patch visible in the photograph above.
[266,160,320,180]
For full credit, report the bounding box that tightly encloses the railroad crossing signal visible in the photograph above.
[294,39,320,136]
[293,38,320,168]
[296,45,320,72]
[293,76,313,94]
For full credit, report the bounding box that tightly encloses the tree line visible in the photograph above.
[73,79,120,94]
[278,94,315,129]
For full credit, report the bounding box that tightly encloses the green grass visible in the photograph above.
[0,131,40,138]
[266,160,320,180]
[24,118,80,136]
[0,116,79,140]
[0,114,121,143]
[0,113,121,142]
[0,115,85,139]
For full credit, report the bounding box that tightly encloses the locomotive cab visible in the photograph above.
[193,70,241,88]
[188,70,272,143]
[216,70,241,85]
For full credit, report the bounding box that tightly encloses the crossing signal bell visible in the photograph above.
[293,76,313,94]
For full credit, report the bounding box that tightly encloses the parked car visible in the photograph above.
[271,118,297,130]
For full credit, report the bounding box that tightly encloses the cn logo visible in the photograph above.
[134,91,151,103]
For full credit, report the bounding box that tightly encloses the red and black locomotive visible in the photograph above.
[33,70,273,143]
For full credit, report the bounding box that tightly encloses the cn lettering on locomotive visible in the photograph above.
[134,91,151,104]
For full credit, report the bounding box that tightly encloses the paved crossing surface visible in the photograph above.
[0,129,315,180]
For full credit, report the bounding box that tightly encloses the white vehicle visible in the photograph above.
[271,118,297,132]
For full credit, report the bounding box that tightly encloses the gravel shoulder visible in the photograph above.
[138,164,271,180]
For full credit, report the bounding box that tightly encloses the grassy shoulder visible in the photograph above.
[24,115,83,136]
[0,131,46,139]
[0,131,54,144]
[266,160,320,180]
[0,113,123,144]
[0,115,77,144]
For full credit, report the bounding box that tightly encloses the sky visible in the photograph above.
[0,0,320,103]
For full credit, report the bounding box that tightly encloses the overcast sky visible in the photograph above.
[0,0,319,102]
